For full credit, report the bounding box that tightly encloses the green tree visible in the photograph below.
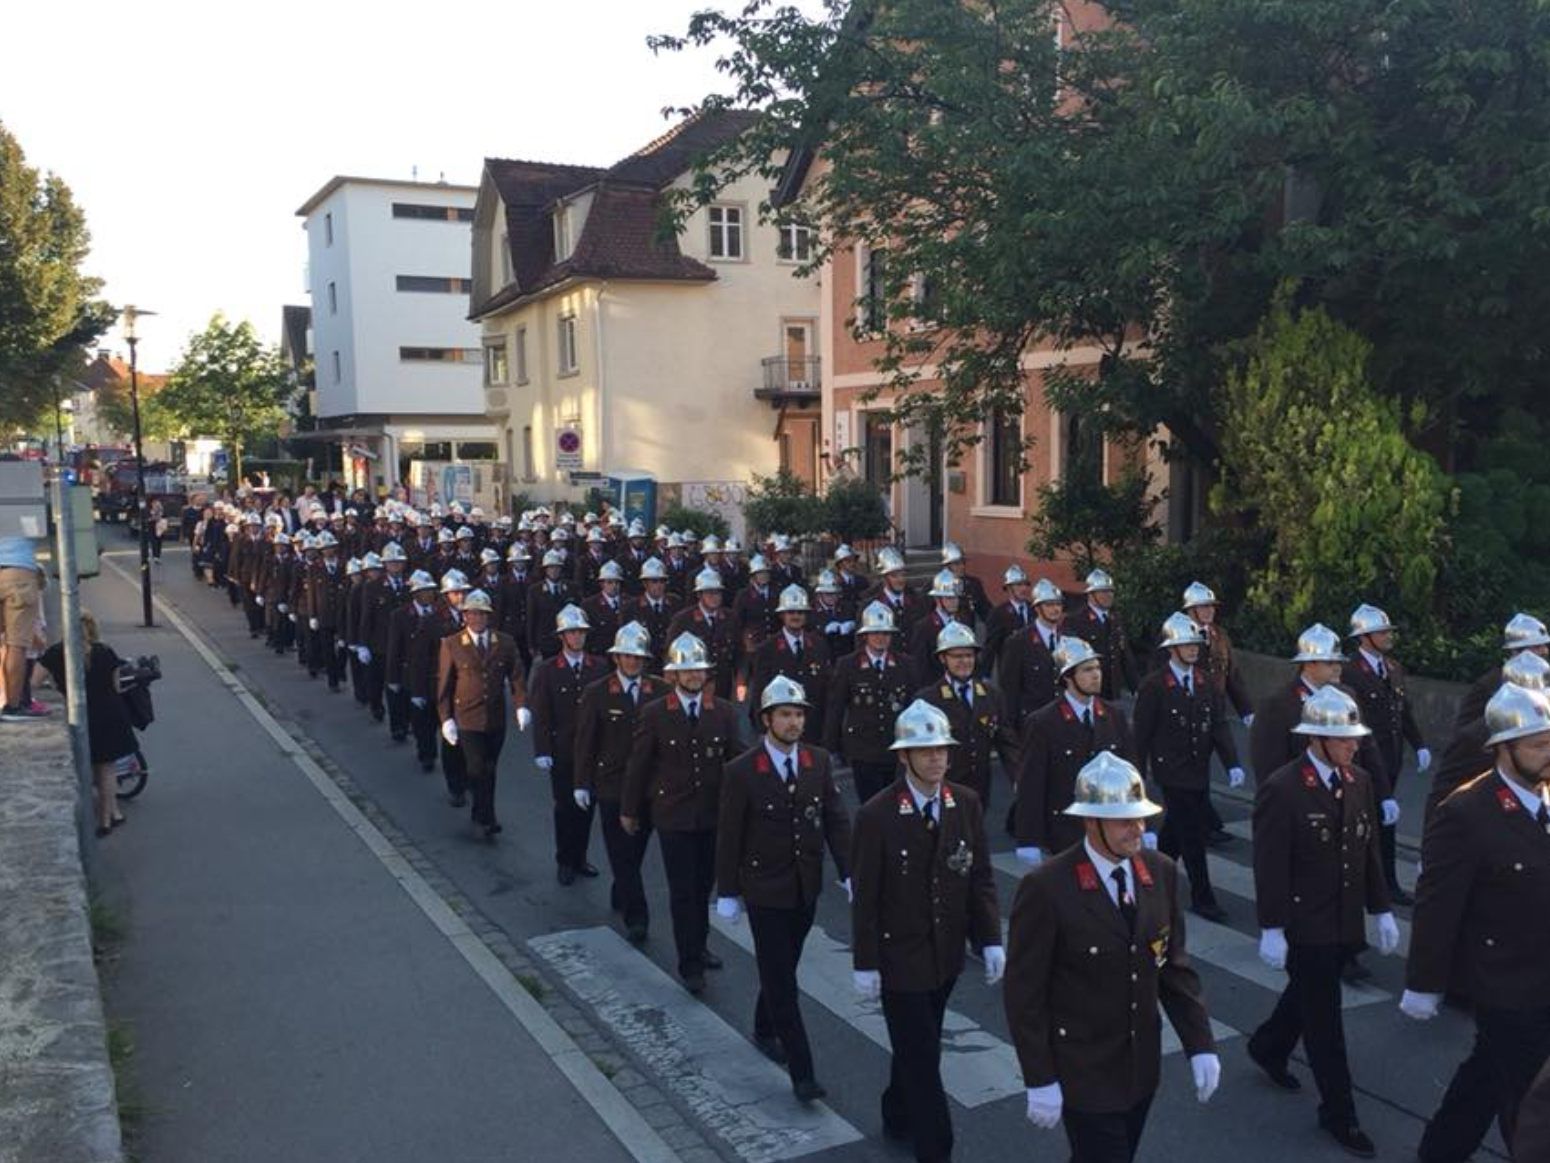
[0,121,111,432]
[154,316,289,485]
[820,475,890,542]
[654,0,1550,474]
[1027,470,1160,578]
[742,469,825,539]
[1212,297,1448,635]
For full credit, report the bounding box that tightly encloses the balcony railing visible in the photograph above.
[757,355,821,401]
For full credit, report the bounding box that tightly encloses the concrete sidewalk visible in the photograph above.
[82,553,638,1163]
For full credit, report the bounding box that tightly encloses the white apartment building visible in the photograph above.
[295,176,499,501]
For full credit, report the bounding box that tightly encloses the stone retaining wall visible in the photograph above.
[0,705,123,1163]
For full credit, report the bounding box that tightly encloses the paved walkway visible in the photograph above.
[82,552,638,1163]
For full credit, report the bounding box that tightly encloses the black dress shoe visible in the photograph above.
[483,823,501,841]
[1341,958,1374,984]
[488,821,502,835]
[1192,901,1230,923]
[557,865,577,886]
[682,971,706,995]
[1388,885,1416,907]
[1321,1122,1376,1158]
[448,792,467,808]
[626,923,649,945]
[754,1034,787,1064]
[792,1079,827,1103]
[1247,1043,1302,1091]
[701,950,724,970]
[576,862,600,878]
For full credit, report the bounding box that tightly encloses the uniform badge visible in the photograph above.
[946,840,972,876]
[941,786,956,809]
[896,792,915,815]
[804,801,820,827]
[1150,927,1170,967]
[1498,786,1521,814]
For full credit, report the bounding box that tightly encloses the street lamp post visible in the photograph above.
[122,305,157,627]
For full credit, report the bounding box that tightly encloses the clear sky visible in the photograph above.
[2,0,784,371]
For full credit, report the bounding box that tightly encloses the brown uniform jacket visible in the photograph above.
[1062,604,1139,701]
[1197,622,1253,718]
[862,582,927,636]
[1016,696,1133,852]
[574,672,670,801]
[582,593,627,657]
[908,609,970,686]
[1515,1057,1550,1163]
[665,604,739,697]
[621,689,738,832]
[361,575,411,655]
[1249,680,1390,799]
[1342,652,1425,785]
[628,593,679,672]
[746,629,832,740]
[526,578,575,661]
[1253,756,1390,947]
[436,628,524,732]
[850,777,1002,992]
[1001,625,1063,728]
[1005,845,1214,1112]
[1408,770,1550,1010]
[1454,664,1503,736]
[1131,666,1239,790]
[301,561,346,628]
[715,742,851,909]
[528,652,611,768]
[917,678,1019,806]
[733,585,779,655]
[1423,719,1489,833]
[407,606,461,702]
[823,649,917,766]
[495,570,531,645]
[385,599,440,689]
[985,600,1032,669]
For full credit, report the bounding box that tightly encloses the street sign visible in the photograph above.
[555,426,583,472]
[568,471,603,482]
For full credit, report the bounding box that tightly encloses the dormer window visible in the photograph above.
[554,204,572,262]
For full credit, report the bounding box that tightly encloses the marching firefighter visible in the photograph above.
[629,557,678,674]
[850,699,1003,1163]
[908,569,970,685]
[916,621,1019,810]
[1061,569,1138,702]
[1005,752,1220,1162]
[745,584,832,743]
[529,604,609,884]
[715,676,851,1103]
[1000,577,1067,728]
[665,568,739,699]
[621,632,739,995]
[824,601,917,805]
[1248,685,1400,1159]
[386,571,442,770]
[574,622,668,943]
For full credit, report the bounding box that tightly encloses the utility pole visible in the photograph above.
[50,469,93,869]
[123,305,156,627]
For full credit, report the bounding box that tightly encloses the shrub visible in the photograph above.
[659,503,730,540]
[822,476,891,542]
[743,470,825,539]
[1027,470,1160,575]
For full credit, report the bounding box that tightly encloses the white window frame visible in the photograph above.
[514,327,529,384]
[776,223,812,264]
[484,339,509,386]
[557,314,579,376]
[708,204,745,261]
[972,409,1026,517]
[499,233,512,286]
[855,243,888,336]
[554,206,572,262]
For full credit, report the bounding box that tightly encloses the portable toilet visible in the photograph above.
[607,471,656,528]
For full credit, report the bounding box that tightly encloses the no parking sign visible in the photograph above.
[555,426,583,472]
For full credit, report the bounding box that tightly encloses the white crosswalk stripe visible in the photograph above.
[529,927,862,1162]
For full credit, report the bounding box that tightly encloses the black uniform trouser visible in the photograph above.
[749,901,818,1085]
[881,978,957,1163]
[461,729,505,827]
[243,588,264,633]
[549,759,595,871]
[349,650,367,704]
[851,759,896,807]
[385,681,410,740]
[1157,785,1216,906]
[1249,943,1355,1127]
[658,828,716,977]
[365,657,386,719]
[295,621,312,668]
[442,734,468,797]
[409,698,437,766]
[314,629,344,689]
[599,799,651,929]
[1418,1004,1550,1162]
[1061,1094,1155,1163]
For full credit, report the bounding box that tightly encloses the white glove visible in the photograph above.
[1382,798,1401,826]
[1243,713,1255,728]
[1026,1082,1063,1129]
[573,788,592,811]
[840,621,856,634]
[1016,846,1043,866]
[1259,928,1288,970]
[535,756,554,771]
[1374,911,1401,955]
[1142,831,1159,850]
[357,646,372,664]
[387,683,402,693]
[852,970,881,1001]
[309,617,320,631]
[516,707,532,732]
[1228,766,1246,788]
[410,696,427,709]
[1399,990,1442,1021]
[440,719,459,746]
[1190,1053,1221,1103]
[1416,747,1432,773]
[716,896,742,923]
[336,638,346,650]
[983,944,1006,985]
[255,594,264,607]
[840,877,852,903]
[278,603,288,614]
[288,613,297,623]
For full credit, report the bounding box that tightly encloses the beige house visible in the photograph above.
[469,113,823,523]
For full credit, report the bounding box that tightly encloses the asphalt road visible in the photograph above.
[83,538,1504,1162]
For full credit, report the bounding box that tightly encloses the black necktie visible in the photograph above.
[1182,673,1192,696]
[1112,867,1136,932]
[923,799,937,830]
[572,661,582,680]
[874,658,884,675]
[784,756,796,783]
[792,636,803,660]
[1329,772,1344,800]
[1082,707,1093,729]
[1377,659,1388,681]
[687,701,699,726]
[628,680,638,705]
[958,682,972,708]
[1537,802,1549,833]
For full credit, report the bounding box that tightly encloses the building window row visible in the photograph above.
[399,346,481,363]
[396,275,474,294]
[709,204,744,260]
[391,202,475,223]
[557,315,579,376]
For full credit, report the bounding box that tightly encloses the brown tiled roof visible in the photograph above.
[471,111,761,319]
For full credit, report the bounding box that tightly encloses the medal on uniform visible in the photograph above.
[804,801,820,828]
[946,840,972,876]
[1150,927,1170,968]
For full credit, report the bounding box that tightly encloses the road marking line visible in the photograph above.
[101,555,680,1163]
[530,927,862,1162]
[990,852,1391,1008]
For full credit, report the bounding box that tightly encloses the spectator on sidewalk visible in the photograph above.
[1,533,47,720]
[39,610,135,836]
